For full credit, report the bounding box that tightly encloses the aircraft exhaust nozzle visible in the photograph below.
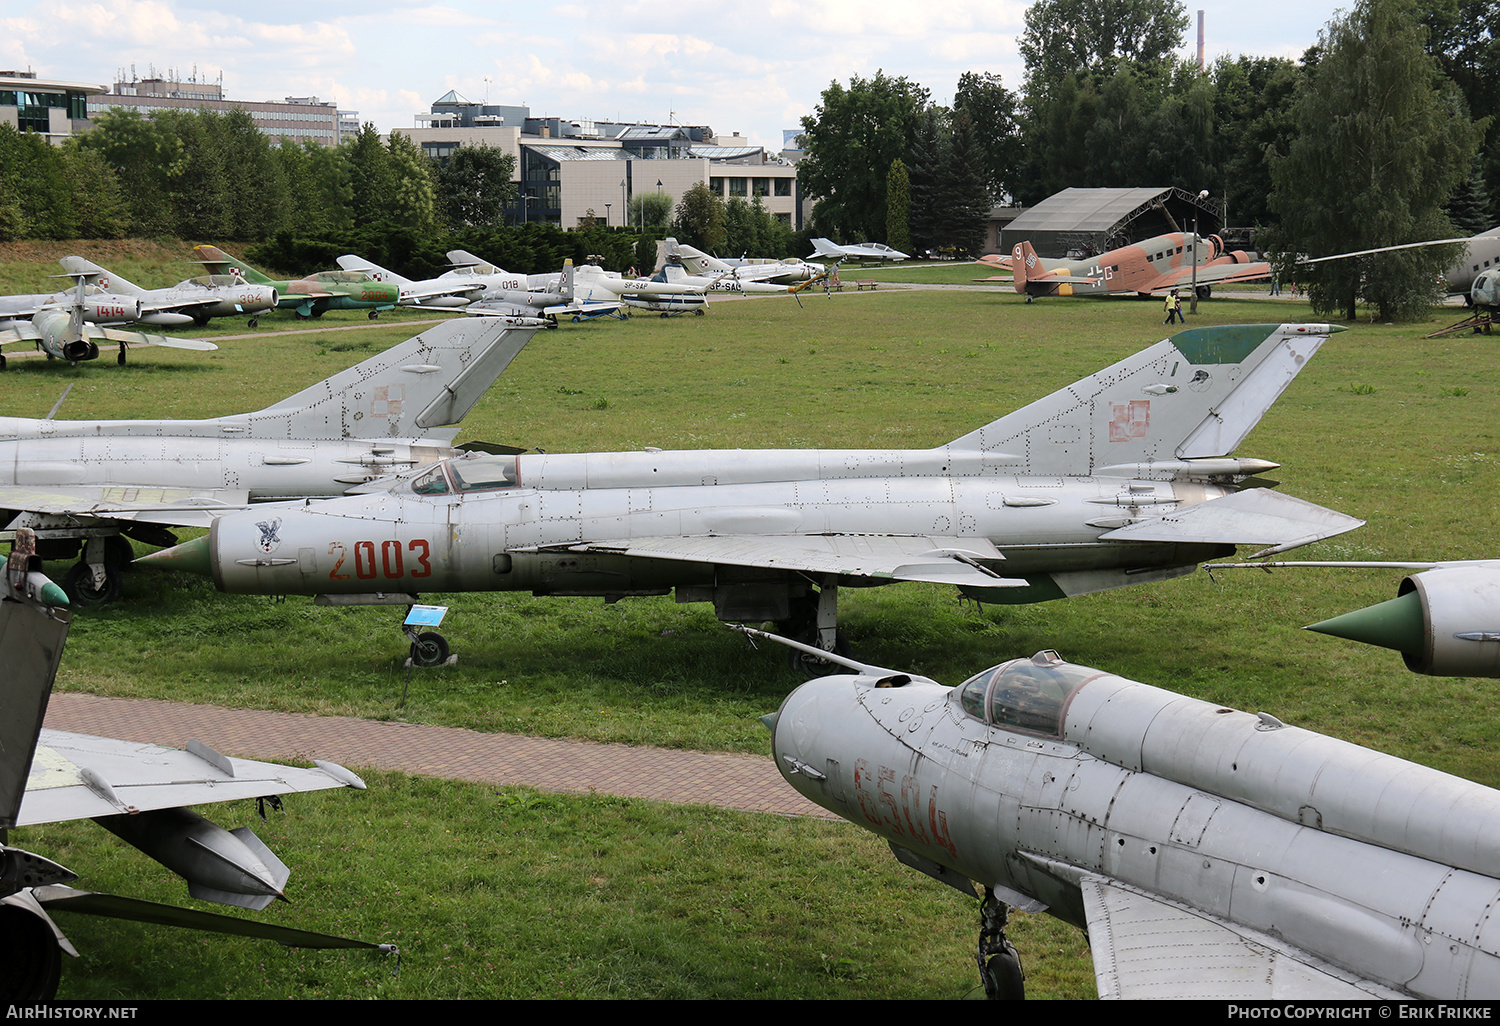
[62,340,97,362]
[93,807,290,910]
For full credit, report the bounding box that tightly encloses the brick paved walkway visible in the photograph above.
[42,692,834,819]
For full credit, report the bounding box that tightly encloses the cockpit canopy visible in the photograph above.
[956,650,1104,736]
[410,455,520,495]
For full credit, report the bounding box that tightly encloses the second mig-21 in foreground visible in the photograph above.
[141,323,1362,658]
[752,631,1500,999]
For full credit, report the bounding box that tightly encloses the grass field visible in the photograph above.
[3,248,1498,998]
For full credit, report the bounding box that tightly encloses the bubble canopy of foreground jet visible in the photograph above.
[141,324,1362,655]
[750,629,1500,999]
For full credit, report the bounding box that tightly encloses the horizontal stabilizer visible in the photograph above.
[1099,489,1364,555]
[34,885,390,949]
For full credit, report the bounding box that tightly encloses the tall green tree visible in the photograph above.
[386,131,439,230]
[1019,0,1190,99]
[436,144,517,228]
[886,158,912,257]
[954,71,1021,203]
[59,146,130,239]
[798,71,931,242]
[670,182,727,253]
[76,109,180,236]
[626,190,674,231]
[1269,0,1480,320]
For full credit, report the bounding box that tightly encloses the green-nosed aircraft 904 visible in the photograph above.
[139,323,1362,663]
[192,245,399,320]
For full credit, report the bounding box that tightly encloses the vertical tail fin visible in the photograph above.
[335,255,414,289]
[1010,241,1035,294]
[944,323,1343,475]
[560,259,574,302]
[58,257,142,295]
[246,319,540,440]
[192,245,273,285]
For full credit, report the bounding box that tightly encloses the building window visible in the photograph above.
[774,178,791,197]
[753,177,769,197]
[710,177,724,196]
[729,178,747,197]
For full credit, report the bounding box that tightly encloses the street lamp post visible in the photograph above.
[1191,189,1209,315]
[604,203,612,227]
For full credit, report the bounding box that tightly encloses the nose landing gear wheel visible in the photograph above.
[409,631,450,667]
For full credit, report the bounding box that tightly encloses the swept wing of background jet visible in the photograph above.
[0,530,387,999]
[754,632,1500,999]
[0,318,538,603]
[193,245,399,320]
[139,323,1361,661]
[57,256,280,328]
[0,275,218,368]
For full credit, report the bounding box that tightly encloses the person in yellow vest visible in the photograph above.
[1164,290,1184,325]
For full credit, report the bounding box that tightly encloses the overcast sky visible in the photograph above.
[2,0,1350,151]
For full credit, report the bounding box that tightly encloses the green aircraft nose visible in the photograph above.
[40,581,69,607]
[135,534,212,577]
[1305,590,1426,656]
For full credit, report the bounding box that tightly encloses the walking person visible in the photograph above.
[1164,290,1184,325]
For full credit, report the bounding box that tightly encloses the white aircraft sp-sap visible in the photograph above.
[0,275,218,369]
[58,256,280,329]
[754,631,1500,999]
[0,318,538,604]
[1,530,386,999]
[141,323,1361,657]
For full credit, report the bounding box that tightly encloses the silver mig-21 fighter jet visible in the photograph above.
[141,323,1361,659]
[753,631,1500,999]
[1,530,387,999]
[0,318,539,604]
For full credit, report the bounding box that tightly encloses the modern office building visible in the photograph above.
[0,70,104,143]
[394,92,801,229]
[89,74,341,146]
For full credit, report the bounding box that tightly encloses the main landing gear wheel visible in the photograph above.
[63,562,123,607]
[0,904,63,1000]
[248,316,259,329]
[694,309,705,316]
[0,353,7,370]
[409,631,450,667]
[368,309,379,320]
[117,343,127,366]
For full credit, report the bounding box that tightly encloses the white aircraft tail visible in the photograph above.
[57,257,142,295]
[945,323,1342,475]
[336,254,414,289]
[668,239,733,275]
[247,318,538,440]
